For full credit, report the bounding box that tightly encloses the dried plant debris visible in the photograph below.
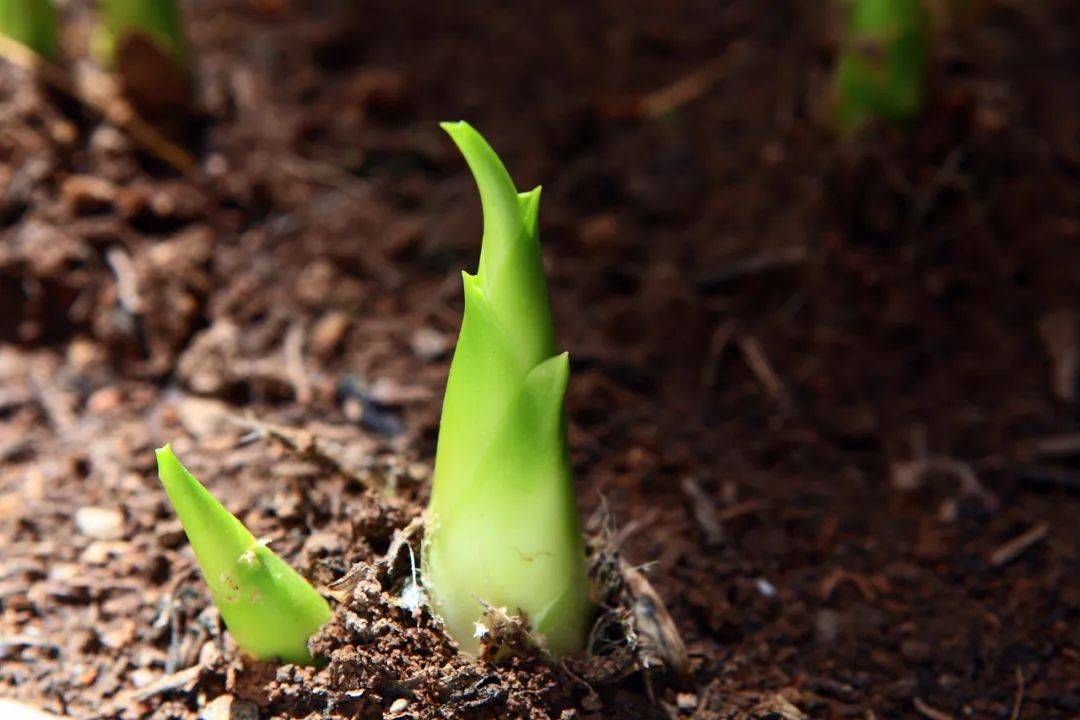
[577,525,690,686]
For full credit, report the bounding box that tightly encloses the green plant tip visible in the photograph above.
[96,0,187,69]
[423,122,589,658]
[833,0,928,133]
[0,0,59,60]
[155,445,332,665]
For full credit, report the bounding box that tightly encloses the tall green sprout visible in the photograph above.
[156,445,331,665]
[834,0,928,133]
[423,122,589,658]
[0,0,58,60]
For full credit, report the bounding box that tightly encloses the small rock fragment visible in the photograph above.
[295,260,337,307]
[1039,308,1078,402]
[410,327,449,360]
[175,396,232,440]
[74,507,125,540]
[750,695,806,719]
[67,338,106,369]
[310,311,351,359]
[200,695,258,720]
[86,386,124,414]
[177,322,241,395]
[60,175,116,214]
[80,540,127,565]
[155,520,186,549]
[676,692,698,711]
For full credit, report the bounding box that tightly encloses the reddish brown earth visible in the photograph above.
[1,1,1078,718]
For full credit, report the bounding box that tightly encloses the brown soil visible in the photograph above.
[2,1,1078,718]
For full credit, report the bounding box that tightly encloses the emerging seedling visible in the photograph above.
[156,445,331,665]
[95,0,185,66]
[94,0,189,115]
[0,0,58,60]
[833,0,928,133]
[423,122,589,657]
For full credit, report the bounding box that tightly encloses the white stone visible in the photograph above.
[74,507,125,540]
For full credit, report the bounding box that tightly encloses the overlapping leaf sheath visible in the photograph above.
[156,446,331,665]
[423,122,588,657]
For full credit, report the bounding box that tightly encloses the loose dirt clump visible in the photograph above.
[287,564,565,719]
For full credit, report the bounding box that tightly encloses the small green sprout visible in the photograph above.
[833,0,928,133]
[95,0,186,70]
[156,445,331,665]
[0,0,58,60]
[422,122,589,658]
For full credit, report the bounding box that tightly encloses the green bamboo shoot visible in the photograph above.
[156,445,331,665]
[422,122,589,658]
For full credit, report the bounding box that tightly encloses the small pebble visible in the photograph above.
[74,507,125,540]
[410,327,449,360]
[89,125,130,156]
[676,692,698,711]
[198,640,222,666]
[310,311,351,359]
[86,387,124,414]
[128,668,158,689]
[60,174,116,214]
[156,520,186,549]
[67,338,105,369]
[79,540,127,565]
[815,608,841,645]
[201,695,258,720]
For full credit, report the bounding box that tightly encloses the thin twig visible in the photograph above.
[1037,309,1078,403]
[1022,433,1080,459]
[700,320,736,389]
[891,456,999,512]
[913,697,954,720]
[696,246,808,292]
[715,498,769,522]
[680,477,723,547]
[105,246,145,315]
[228,414,390,493]
[990,523,1049,568]
[88,665,201,718]
[1009,666,1025,720]
[283,323,311,405]
[635,44,746,118]
[737,334,794,413]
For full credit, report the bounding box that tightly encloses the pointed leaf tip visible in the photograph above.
[518,186,542,239]
[154,446,332,665]
[440,121,522,281]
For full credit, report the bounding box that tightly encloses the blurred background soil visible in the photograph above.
[1,0,1077,718]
